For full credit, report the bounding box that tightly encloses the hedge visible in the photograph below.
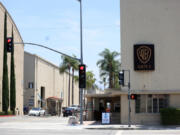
[0,111,13,115]
[160,108,180,125]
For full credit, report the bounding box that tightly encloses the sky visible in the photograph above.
[1,0,121,89]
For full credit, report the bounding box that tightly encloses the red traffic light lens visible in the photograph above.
[7,39,11,43]
[131,95,135,99]
[80,66,84,70]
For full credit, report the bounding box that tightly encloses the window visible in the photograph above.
[114,103,120,112]
[135,95,140,113]
[140,95,146,113]
[153,98,158,113]
[147,95,152,113]
[135,95,146,113]
[61,92,63,98]
[135,94,169,113]
[28,82,34,89]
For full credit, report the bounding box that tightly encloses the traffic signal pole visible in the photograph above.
[127,70,131,128]
[79,0,84,125]
[120,70,131,127]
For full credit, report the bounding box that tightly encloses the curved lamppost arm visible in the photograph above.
[14,42,81,62]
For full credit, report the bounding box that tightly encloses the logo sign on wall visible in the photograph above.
[134,44,155,70]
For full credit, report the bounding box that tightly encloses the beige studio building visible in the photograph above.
[0,3,24,115]
[86,0,180,124]
[24,52,79,115]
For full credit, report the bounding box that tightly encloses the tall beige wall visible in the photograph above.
[24,52,79,108]
[0,3,24,114]
[121,0,180,91]
[24,53,35,108]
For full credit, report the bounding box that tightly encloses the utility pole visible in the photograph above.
[78,0,84,125]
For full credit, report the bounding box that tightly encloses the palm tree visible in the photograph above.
[99,77,107,90]
[59,55,79,106]
[74,71,97,90]
[70,55,79,105]
[86,71,97,90]
[74,71,97,108]
[97,48,120,88]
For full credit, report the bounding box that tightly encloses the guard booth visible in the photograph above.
[46,97,63,116]
[86,90,121,124]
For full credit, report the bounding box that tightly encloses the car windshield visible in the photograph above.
[32,108,40,111]
[71,105,79,107]
[65,107,73,110]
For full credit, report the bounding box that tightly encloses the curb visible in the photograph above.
[84,126,180,130]
[0,115,15,117]
[85,127,136,130]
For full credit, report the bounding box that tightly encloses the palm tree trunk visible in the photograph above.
[109,72,113,88]
[68,67,71,106]
[72,68,74,105]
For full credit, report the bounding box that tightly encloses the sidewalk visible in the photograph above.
[81,121,180,130]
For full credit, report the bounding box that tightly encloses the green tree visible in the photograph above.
[97,48,120,88]
[2,12,9,114]
[74,71,98,108]
[86,71,96,90]
[59,55,79,106]
[74,71,98,90]
[10,26,16,114]
[99,77,107,90]
[70,55,79,105]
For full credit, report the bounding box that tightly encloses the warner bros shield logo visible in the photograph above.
[134,44,155,70]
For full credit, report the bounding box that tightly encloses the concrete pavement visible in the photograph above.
[82,120,180,130]
[1,116,180,130]
[1,116,180,135]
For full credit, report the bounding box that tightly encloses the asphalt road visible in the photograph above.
[0,129,116,135]
[1,128,180,135]
[0,116,180,135]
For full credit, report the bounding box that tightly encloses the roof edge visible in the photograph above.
[0,2,24,44]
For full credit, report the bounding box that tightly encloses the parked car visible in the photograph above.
[70,105,80,112]
[63,107,74,117]
[28,108,45,116]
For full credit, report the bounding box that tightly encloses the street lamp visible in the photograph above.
[77,0,83,64]
[76,0,84,125]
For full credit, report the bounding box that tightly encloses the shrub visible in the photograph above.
[0,112,5,115]
[0,111,13,115]
[160,108,180,125]
[7,111,13,115]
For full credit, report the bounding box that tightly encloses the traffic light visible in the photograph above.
[130,94,137,100]
[6,37,13,52]
[119,70,124,86]
[79,64,86,88]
